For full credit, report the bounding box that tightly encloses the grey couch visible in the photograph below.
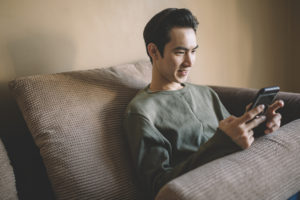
[1,60,300,199]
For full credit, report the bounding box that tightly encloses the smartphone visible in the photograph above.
[249,86,280,115]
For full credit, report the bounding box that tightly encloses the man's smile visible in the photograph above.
[178,69,190,76]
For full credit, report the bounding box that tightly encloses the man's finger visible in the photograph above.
[268,100,284,114]
[248,130,254,139]
[265,124,279,134]
[245,103,252,112]
[240,104,265,123]
[245,115,266,130]
[266,113,281,128]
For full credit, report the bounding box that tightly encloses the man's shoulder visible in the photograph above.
[186,83,216,95]
[125,87,156,116]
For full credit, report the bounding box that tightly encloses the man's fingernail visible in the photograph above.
[260,104,265,109]
[260,115,266,120]
[280,100,284,106]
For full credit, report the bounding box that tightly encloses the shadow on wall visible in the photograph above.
[7,33,76,77]
[0,33,76,199]
[236,1,274,88]
[236,1,290,91]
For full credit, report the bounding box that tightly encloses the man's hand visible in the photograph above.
[264,100,284,134]
[245,100,284,134]
[219,105,266,149]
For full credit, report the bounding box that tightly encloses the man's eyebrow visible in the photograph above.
[173,45,199,51]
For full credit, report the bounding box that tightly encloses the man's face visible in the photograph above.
[154,27,198,88]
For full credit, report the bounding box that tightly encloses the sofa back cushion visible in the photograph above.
[9,61,152,199]
[211,86,300,125]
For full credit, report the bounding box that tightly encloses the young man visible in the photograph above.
[124,8,284,199]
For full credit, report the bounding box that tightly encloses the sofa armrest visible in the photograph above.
[155,119,300,200]
[210,86,300,125]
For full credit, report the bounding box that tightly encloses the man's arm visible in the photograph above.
[124,113,241,199]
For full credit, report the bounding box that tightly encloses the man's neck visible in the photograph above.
[149,81,184,92]
[150,64,184,92]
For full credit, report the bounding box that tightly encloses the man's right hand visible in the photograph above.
[219,105,266,149]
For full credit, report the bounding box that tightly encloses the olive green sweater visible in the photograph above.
[124,83,241,199]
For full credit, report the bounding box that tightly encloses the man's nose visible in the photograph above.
[183,53,193,67]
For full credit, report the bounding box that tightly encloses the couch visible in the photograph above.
[1,60,300,200]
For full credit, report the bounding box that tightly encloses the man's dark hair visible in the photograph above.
[143,8,199,62]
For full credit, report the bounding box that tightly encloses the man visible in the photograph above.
[124,8,284,199]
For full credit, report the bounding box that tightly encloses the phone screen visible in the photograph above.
[250,86,280,114]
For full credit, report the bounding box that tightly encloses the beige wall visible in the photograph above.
[191,0,292,91]
[0,0,185,79]
[0,0,190,134]
[0,0,298,134]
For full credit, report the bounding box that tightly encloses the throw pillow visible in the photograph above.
[9,61,152,199]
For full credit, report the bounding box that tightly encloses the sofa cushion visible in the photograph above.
[9,60,152,199]
[156,119,300,200]
[0,139,18,200]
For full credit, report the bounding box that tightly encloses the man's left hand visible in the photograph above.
[264,100,284,134]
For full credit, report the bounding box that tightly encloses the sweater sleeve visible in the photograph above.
[124,112,241,199]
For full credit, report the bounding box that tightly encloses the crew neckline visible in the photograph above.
[145,83,189,95]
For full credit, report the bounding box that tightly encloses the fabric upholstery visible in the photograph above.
[9,61,152,199]
[156,119,300,200]
[0,139,18,200]
[9,60,300,200]
[210,85,300,125]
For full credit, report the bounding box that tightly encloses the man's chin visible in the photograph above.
[176,76,188,83]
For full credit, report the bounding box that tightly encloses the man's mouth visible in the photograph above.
[178,69,189,76]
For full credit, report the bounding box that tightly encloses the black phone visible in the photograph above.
[249,86,280,115]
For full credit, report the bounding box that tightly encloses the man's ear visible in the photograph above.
[147,43,159,61]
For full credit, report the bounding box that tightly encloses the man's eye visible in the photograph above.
[175,51,185,54]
